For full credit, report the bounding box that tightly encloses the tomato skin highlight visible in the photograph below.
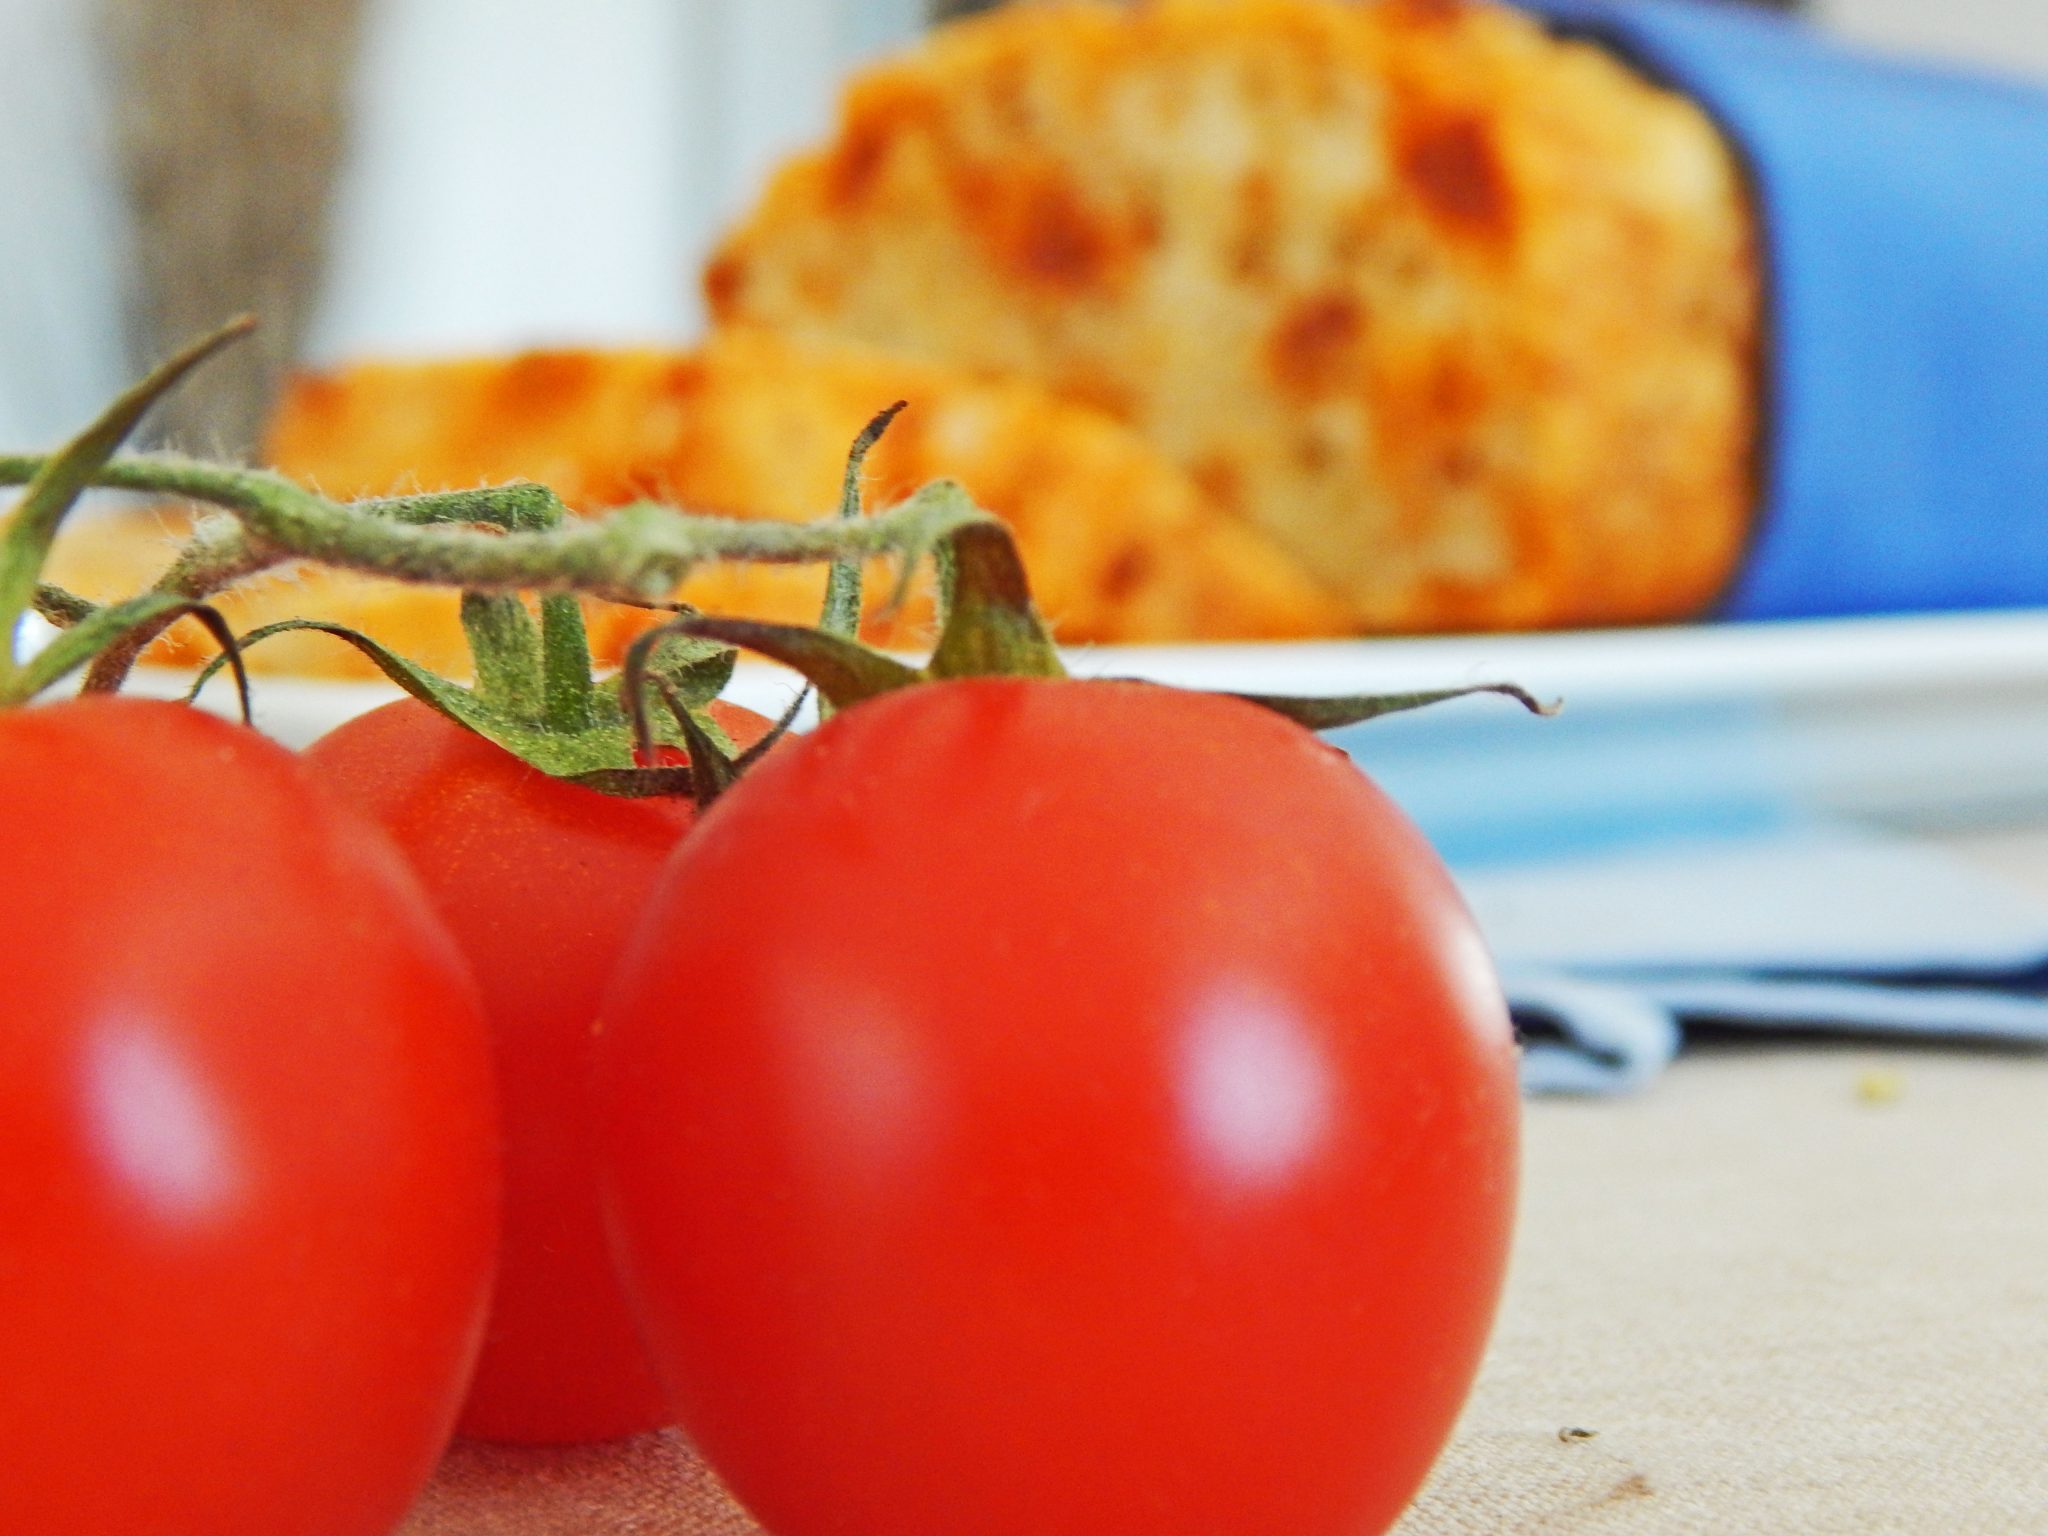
[304,696,769,1444]
[600,678,1520,1536]
[0,697,499,1536]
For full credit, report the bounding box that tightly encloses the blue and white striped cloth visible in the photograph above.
[1461,825,2048,1094]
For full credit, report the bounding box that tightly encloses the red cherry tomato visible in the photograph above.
[304,695,772,1444]
[0,697,499,1536]
[599,678,1519,1536]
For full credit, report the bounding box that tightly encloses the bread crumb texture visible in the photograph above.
[53,329,1348,677]
[708,0,1761,631]
[58,0,1761,676]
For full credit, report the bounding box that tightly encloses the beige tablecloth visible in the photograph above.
[404,833,2048,1536]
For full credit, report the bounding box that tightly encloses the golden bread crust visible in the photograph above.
[706,0,1760,630]
[53,329,1350,679]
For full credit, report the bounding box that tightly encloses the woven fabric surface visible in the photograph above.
[1394,1043,2048,1533]
[402,1432,758,1536]
[401,1042,2048,1535]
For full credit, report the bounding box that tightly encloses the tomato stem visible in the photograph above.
[0,458,1003,603]
[538,594,598,734]
[818,400,907,724]
[0,453,1002,668]
[1229,682,1560,730]
[26,597,254,721]
[7,323,1558,774]
[0,318,254,698]
[461,592,546,718]
[822,401,906,642]
[77,514,276,693]
[658,678,738,809]
[926,512,1066,681]
[736,687,809,772]
[32,584,98,628]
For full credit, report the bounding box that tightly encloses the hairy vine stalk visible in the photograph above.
[0,451,994,690]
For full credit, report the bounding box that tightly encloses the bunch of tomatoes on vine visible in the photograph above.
[0,322,1541,1536]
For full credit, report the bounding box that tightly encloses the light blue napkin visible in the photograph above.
[1459,823,2048,1093]
[1322,687,2048,1094]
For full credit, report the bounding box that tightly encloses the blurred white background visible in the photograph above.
[310,0,926,361]
[317,0,2048,363]
[5,0,2048,449]
[1823,0,2048,77]
[0,0,132,448]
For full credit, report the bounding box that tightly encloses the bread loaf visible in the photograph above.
[51,327,1349,677]
[706,0,1762,630]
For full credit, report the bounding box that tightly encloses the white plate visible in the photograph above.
[130,606,2048,867]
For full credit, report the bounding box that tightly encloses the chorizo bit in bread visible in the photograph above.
[706,0,1761,631]
[51,329,1349,680]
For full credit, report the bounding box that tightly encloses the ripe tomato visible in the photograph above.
[303,695,772,1444]
[0,697,499,1536]
[599,678,1519,1536]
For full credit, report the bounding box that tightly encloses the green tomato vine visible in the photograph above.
[1,318,1554,802]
